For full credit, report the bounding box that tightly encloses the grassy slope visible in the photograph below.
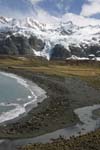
[0,56,100,77]
[0,56,100,89]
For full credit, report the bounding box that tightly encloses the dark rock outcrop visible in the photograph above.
[0,33,45,55]
[0,31,100,59]
[84,44,100,56]
[51,44,71,59]
[29,36,45,51]
[69,45,86,57]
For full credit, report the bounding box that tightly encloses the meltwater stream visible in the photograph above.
[0,104,100,150]
[14,105,100,143]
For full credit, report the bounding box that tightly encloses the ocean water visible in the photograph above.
[0,72,36,123]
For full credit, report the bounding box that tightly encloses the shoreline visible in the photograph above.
[0,71,47,125]
[0,69,80,139]
[0,68,100,150]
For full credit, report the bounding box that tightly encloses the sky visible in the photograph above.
[29,0,100,18]
[0,0,100,24]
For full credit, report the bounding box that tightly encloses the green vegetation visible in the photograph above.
[20,128,100,150]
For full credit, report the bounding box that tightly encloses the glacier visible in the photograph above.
[0,16,100,60]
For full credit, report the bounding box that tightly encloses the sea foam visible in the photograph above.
[0,72,46,124]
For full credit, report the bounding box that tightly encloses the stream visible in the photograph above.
[0,104,100,150]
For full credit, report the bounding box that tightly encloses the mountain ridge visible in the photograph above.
[0,16,100,60]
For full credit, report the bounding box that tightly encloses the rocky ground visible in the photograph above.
[0,67,100,138]
[0,71,78,138]
[0,57,99,150]
[20,128,100,150]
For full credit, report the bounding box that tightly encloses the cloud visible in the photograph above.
[29,0,43,4]
[56,0,70,14]
[62,13,100,26]
[33,7,60,23]
[32,7,100,26]
[81,0,100,17]
[22,0,100,25]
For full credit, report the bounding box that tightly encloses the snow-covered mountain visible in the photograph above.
[0,16,100,60]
